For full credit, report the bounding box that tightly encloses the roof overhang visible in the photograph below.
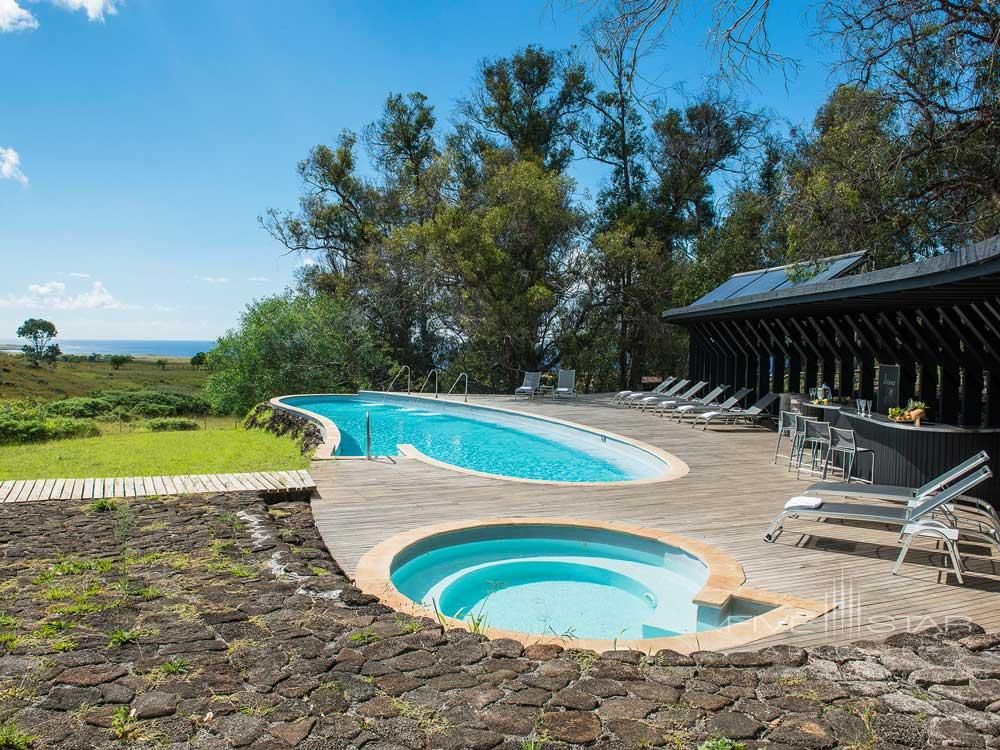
[663,236,1000,323]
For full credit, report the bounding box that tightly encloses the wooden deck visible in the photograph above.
[310,395,1000,650]
[0,469,315,502]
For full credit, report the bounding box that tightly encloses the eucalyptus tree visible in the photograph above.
[262,92,447,369]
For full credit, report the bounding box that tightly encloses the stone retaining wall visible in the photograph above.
[0,494,997,749]
[245,402,324,455]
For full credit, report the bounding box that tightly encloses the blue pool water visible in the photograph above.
[391,525,771,640]
[280,393,669,483]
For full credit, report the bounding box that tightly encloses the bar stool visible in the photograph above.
[795,419,831,479]
[825,428,876,483]
[786,414,818,472]
[772,411,797,464]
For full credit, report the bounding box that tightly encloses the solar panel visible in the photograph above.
[691,252,865,306]
[693,271,765,304]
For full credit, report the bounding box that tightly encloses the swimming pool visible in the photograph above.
[387,523,775,641]
[277,393,675,483]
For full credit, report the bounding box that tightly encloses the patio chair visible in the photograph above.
[674,387,750,422]
[637,381,705,411]
[763,466,996,549]
[691,392,780,430]
[803,451,990,505]
[554,369,576,400]
[514,371,541,400]
[613,376,675,405]
[651,384,727,417]
[625,378,689,407]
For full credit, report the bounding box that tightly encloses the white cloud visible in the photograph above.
[0,146,28,186]
[248,276,271,283]
[48,0,123,22]
[298,257,320,268]
[0,0,37,31]
[195,276,230,284]
[67,272,91,278]
[0,279,138,311]
[0,0,123,33]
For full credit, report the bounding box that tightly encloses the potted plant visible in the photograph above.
[889,399,928,427]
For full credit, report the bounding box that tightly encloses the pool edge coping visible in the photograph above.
[273,392,690,487]
[354,517,835,655]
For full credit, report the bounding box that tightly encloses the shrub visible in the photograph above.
[0,402,100,445]
[43,397,114,418]
[145,417,200,432]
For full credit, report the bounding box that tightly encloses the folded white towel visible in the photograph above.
[698,411,719,420]
[785,496,823,510]
[677,405,695,412]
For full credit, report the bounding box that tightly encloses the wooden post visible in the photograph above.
[860,354,875,400]
[787,354,802,395]
[961,367,984,427]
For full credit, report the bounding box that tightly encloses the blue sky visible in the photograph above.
[0,0,838,342]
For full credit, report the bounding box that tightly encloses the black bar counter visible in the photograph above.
[799,403,1000,509]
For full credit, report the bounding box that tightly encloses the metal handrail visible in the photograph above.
[448,372,469,403]
[418,368,439,398]
[385,365,410,394]
[365,411,371,459]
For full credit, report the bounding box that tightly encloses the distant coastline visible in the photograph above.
[0,339,215,358]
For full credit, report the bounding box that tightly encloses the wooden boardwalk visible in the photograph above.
[0,469,315,503]
[310,395,1000,650]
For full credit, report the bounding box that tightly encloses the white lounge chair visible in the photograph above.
[613,376,675,405]
[691,392,780,430]
[554,369,576,400]
[623,378,689,407]
[651,384,726,417]
[764,466,996,550]
[675,387,751,422]
[637,381,705,411]
[514,371,541,400]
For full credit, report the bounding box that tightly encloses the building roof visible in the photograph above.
[664,235,1000,323]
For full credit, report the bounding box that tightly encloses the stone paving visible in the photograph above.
[1,492,999,749]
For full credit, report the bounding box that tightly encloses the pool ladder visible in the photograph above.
[418,368,439,398]
[384,365,410,397]
[448,372,469,403]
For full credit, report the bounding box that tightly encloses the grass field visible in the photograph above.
[0,354,209,401]
[0,429,307,480]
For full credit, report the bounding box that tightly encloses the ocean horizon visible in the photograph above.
[0,339,216,358]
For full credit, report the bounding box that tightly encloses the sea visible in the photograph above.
[0,339,216,358]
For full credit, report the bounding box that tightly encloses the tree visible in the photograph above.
[420,157,585,389]
[17,318,57,366]
[155,359,168,370]
[42,343,62,366]
[455,45,591,172]
[205,293,396,415]
[190,352,208,369]
[109,355,133,370]
[262,92,448,369]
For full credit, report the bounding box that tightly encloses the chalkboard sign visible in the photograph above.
[877,364,900,414]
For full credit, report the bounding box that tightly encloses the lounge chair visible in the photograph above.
[554,369,576,400]
[803,451,990,505]
[625,378,689,407]
[763,466,996,548]
[651,384,727,417]
[514,371,541,400]
[613,376,675,405]
[675,387,751,422]
[801,451,1000,538]
[637,381,705,411]
[692,392,780,430]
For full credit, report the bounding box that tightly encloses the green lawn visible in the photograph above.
[0,429,308,480]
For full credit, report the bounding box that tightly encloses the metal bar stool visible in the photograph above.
[795,419,832,479]
[786,414,818,472]
[772,411,797,465]
[825,427,876,483]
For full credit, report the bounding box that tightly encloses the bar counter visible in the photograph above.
[799,403,1000,508]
